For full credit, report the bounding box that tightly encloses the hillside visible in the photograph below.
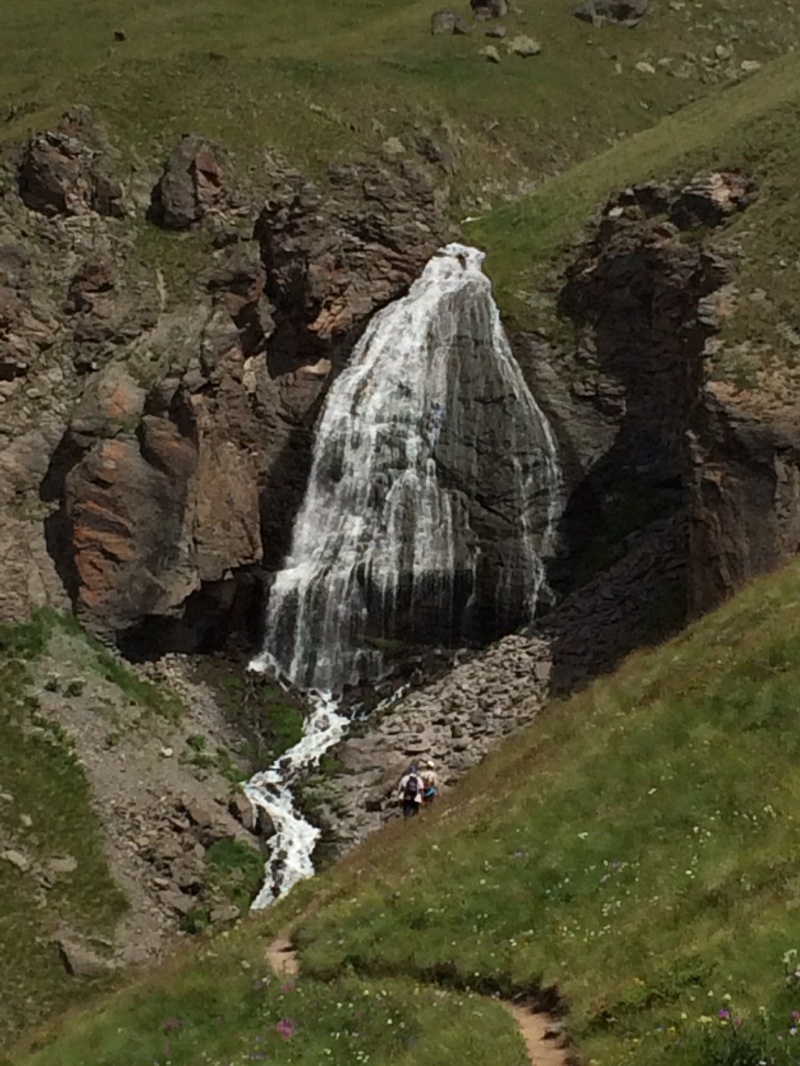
[12,556,800,1065]
[5,0,800,209]
[5,0,800,1061]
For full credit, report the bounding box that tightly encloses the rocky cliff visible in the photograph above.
[2,107,799,669]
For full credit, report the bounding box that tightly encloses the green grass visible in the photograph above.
[0,611,193,1051]
[289,557,800,1064]
[17,938,527,1066]
[465,47,800,394]
[19,559,800,1065]
[4,0,800,210]
[192,658,306,772]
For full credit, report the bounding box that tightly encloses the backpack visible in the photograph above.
[403,773,420,803]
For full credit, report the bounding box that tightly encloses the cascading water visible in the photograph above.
[245,242,562,907]
[244,692,347,908]
[251,242,562,692]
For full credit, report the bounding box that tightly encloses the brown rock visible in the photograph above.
[65,437,195,629]
[228,792,257,831]
[68,364,146,441]
[18,108,124,218]
[1,849,30,873]
[150,134,230,230]
[209,903,240,925]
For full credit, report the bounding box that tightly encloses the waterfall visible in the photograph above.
[246,242,561,907]
[250,242,562,692]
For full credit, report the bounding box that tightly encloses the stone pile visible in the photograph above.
[111,792,254,924]
[308,633,552,852]
[312,513,684,857]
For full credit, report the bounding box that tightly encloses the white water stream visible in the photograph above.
[244,691,348,909]
[245,243,562,907]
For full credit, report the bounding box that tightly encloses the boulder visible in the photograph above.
[209,903,240,925]
[150,134,230,230]
[67,252,117,314]
[18,108,124,218]
[228,792,257,832]
[507,34,541,56]
[670,170,757,230]
[68,364,146,442]
[1,849,31,873]
[471,0,507,18]
[573,0,648,24]
[54,929,116,977]
[479,44,502,61]
[431,8,471,33]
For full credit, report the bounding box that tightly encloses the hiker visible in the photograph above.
[421,759,440,808]
[397,764,423,818]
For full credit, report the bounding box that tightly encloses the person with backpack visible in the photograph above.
[421,759,440,807]
[397,764,422,818]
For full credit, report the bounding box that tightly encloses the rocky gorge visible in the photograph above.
[2,101,800,955]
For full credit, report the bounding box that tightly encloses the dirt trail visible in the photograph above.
[265,936,569,1066]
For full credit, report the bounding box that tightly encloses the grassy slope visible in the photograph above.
[468,46,800,394]
[4,0,800,208]
[17,557,800,1066]
[0,616,127,1050]
[0,613,184,1052]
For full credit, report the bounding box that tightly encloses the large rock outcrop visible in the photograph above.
[40,145,455,643]
[689,391,800,615]
[254,155,456,371]
[18,107,125,219]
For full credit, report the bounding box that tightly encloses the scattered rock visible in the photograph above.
[1,849,30,873]
[161,889,195,917]
[431,8,471,33]
[635,60,656,73]
[740,59,762,73]
[160,746,175,758]
[479,44,502,61]
[45,855,78,878]
[382,137,406,157]
[485,24,508,36]
[114,29,127,40]
[209,903,240,925]
[507,34,541,56]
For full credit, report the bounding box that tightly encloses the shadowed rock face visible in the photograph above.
[254,155,456,372]
[689,393,800,616]
[42,148,456,646]
[551,171,800,618]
